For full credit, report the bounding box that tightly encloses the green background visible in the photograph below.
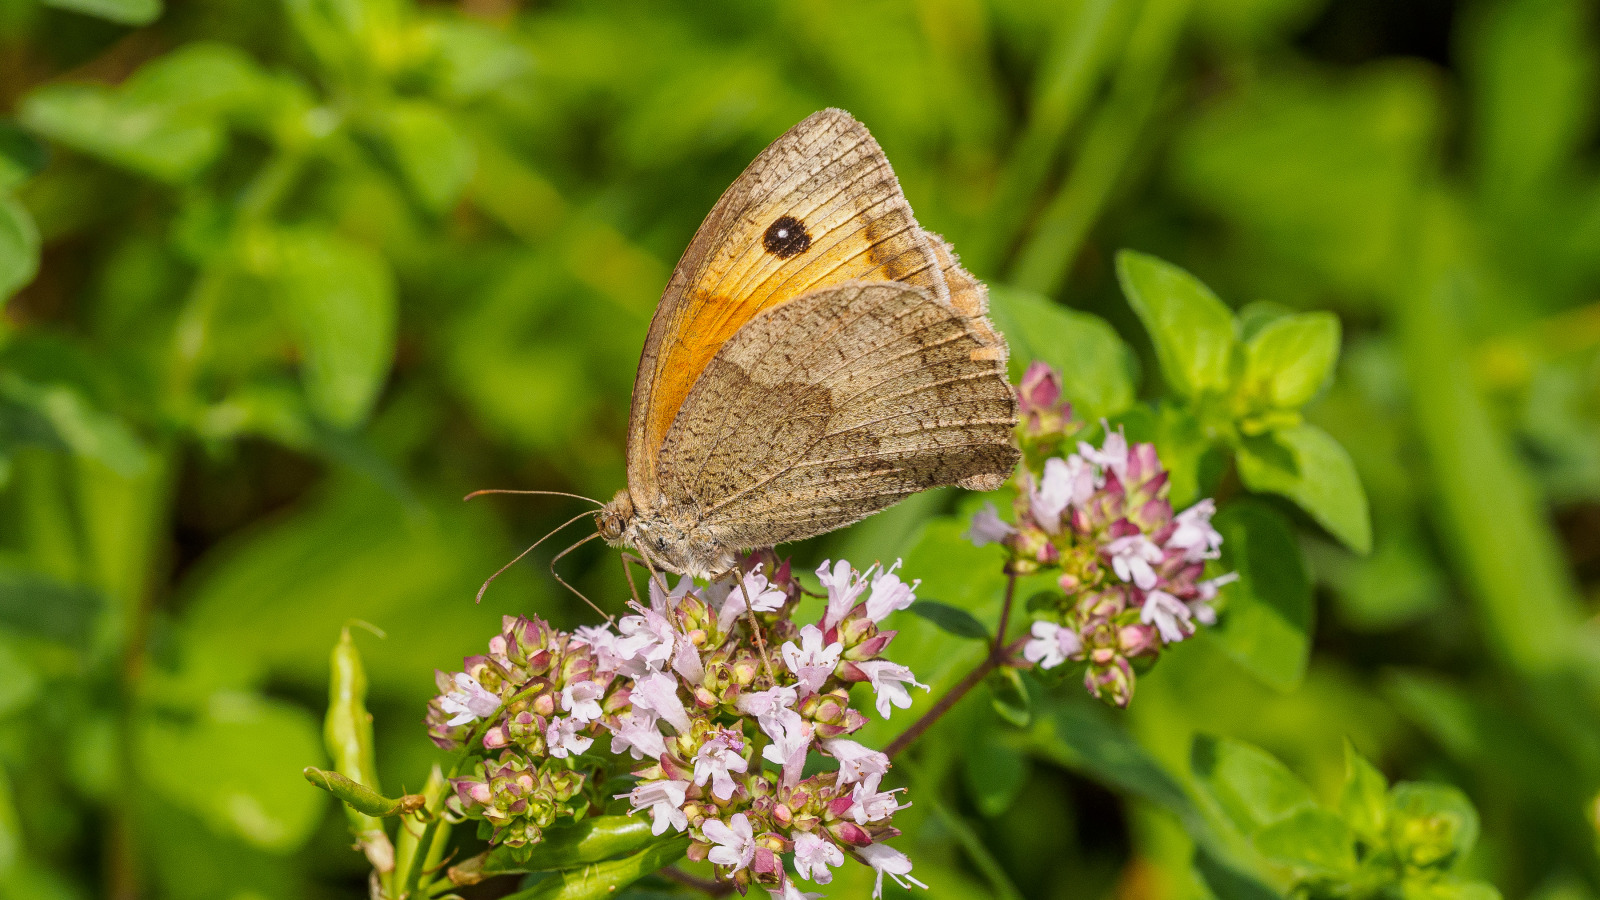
[1,0,1598,897]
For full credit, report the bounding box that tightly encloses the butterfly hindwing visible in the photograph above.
[653,281,1018,550]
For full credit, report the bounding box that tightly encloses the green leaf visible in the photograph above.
[464,816,660,876]
[1191,734,1317,835]
[383,101,475,213]
[1253,808,1356,874]
[20,84,221,183]
[39,0,160,25]
[136,692,326,853]
[0,124,48,191]
[1237,423,1372,553]
[988,284,1138,418]
[1242,311,1340,409]
[120,43,279,121]
[1339,740,1389,844]
[1388,782,1479,870]
[1032,697,1201,831]
[0,374,149,475]
[1115,250,1235,398]
[0,764,18,877]
[500,837,690,900]
[259,228,397,428]
[0,195,39,302]
[1207,501,1312,692]
[903,599,990,641]
[988,666,1033,728]
[1402,875,1503,900]
[0,567,104,643]
[963,727,1030,817]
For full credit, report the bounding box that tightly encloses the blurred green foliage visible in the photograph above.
[1,0,1599,898]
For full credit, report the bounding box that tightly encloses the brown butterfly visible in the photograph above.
[590,109,1020,580]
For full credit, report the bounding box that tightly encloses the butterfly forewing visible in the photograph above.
[628,109,950,497]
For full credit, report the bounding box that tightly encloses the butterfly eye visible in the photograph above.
[762,215,812,259]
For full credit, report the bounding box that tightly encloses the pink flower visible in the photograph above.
[1078,427,1129,480]
[560,680,604,722]
[1023,621,1083,670]
[693,731,749,801]
[630,671,691,733]
[963,502,1015,547]
[817,559,872,627]
[703,813,756,871]
[857,843,927,898]
[716,565,787,633]
[1106,534,1163,590]
[824,738,889,786]
[865,560,918,623]
[614,608,676,674]
[792,831,844,884]
[545,716,594,758]
[736,685,801,742]
[782,625,842,696]
[620,779,688,835]
[609,710,666,761]
[438,672,500,727]
[848,774,908,824]
[1140,589,1194,643]
[648,574,698,614]
[1168,499,1223,561]
[761,715,814,788]
[854,660,928,719]
[782,880,824,900]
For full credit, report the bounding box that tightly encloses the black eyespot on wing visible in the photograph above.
[762,215,811,258]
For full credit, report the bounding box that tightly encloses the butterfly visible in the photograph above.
[595,109,1020,579]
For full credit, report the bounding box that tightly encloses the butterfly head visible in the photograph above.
[597,490,634,545]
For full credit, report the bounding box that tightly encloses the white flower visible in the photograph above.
[848,774,908,824]
[1022,620,1083,670]
[823,738,889,786]
[1031,455,1095,531]
[817,559,873,627]
[1193,572,1237,627]
[702,813,756,871]
[544,716,594,758]
[736,685,800,742]
[692,732,749,801]
[1079,426,1129,480]
[619,779,688,835]
[1106,534,1163,590]
[630,671,691,733]
[1140,589,1194,643]
[864,560,918,623]
[439,672,500,727]
[858,843,927,898]
[649,574,698,614]
[614,608,676,674]
[762,715,814,787]
[854,660,928,719]
[781,625,842,696]
[792,831,845,885]
[671,639,705,683]
[715,565,787,633]
[963,502,1015,547]
[572,625,622,672]
[560,680,604,722]
[1169,499,1223,561]
[609,710,667,761]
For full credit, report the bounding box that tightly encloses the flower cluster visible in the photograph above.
[967,362,1236,707]
[427,554,930,897]
[427,615,620,848]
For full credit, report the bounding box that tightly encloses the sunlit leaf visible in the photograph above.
[20,85,221,183]
[1242,311,1340,410]
[1237,423,1372,553]
[135,692,325,853]
[1116,250,1235,398]
[0,195,38,302]
[1253,808,1356,874]
[382,101,475,213]
[1191,734,1317,835]
[1339,740,1388,844]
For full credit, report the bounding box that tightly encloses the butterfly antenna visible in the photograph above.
[476,509,599,604]
[464,488,605,507]
[549,532,612,623]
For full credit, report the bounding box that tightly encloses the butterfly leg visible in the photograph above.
[733,559,778,682]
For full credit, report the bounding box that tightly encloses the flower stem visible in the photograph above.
[660,866,735,897]
[885,573,1023,759]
